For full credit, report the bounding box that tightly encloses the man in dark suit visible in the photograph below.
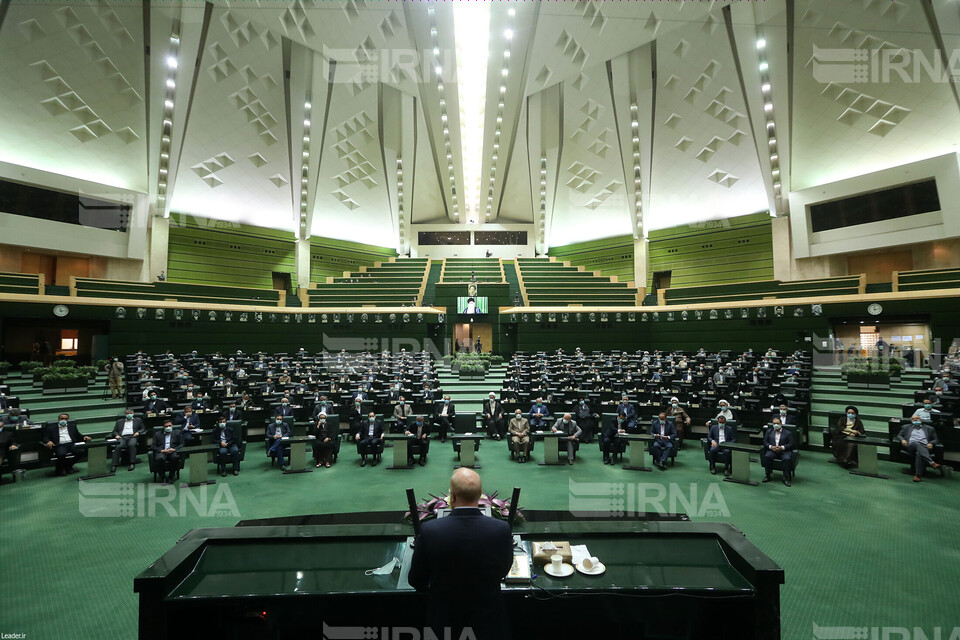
[551,413,582,465]
[707,415,736,477]
[483,392,504,440]
[774,403,795,426]
[110,408,145,472]
[0,422,19,471]
[43,413,91,476]
[274,398,295,418]
[616,395,636,427]
[174,406,202,444]
[762,420,795,486]
[222,402,244,423]
[575,398,599,443]
[266,415,291,470]
[649,412,676,471]
[152,420,183,484]
[601,413,628,465]
[311,396,334,420]
[897,418,943,482]
[190,393,212,412]
[408,469,514,640]
[354,411,384,467]
[212,418,240,476]
[404,415,430,466]
[434,396,455,443]
[144,392,169,415]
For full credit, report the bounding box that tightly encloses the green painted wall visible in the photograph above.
[548,235,635,282]
[647,212,774,289]
[309,237,398,281]
[167,214,295,289]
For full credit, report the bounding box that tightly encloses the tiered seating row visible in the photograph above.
[516,258,640,306]
[660,274,865,306]
[894,267,960,292]
[305,258,429,307]
[0,271,44,295]
[439,257,505,283]
[71,277,283,306]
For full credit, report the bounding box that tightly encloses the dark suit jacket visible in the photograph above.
[0,428,16,451]
[434,402,456,420]
[173,413,200,429]
[616,402,636,422]
[764,428,795,451]
[152,429,184,453]
[266,422,291,439]
[144,399,169,413]
[708,423,736,445]
[222,408,245,422]
[649,419,677,441]
[408,508,514,638]
[111,417,146,438]
[210,425,238,447]
[44,422,84,445]
[356,419,384,440]
[896,423,939,446]
[274,404,295,417]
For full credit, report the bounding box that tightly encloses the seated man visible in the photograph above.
[274,397,296,418]
[393,396,413,430]
[404,415,430,466]
[832,406,864,468]
[110,408,144,472]
[143,392,169,415]
[649,412,676,471]
[434,396,456,443]
[933,372,951,394]
[707,415,735,477]
[211,417,240,476]
[0,421,19,473]
[222,401,244,423]
[266,415,291,471]
[528,398,550,430]
[152,420,183,484]
[483,392,505,440]
[355,411,384,467]
[897,417,942,482]
[602,412,629,465]
[43,413,91,476]
[508,409,531,463]
[774,403,795,426]
[310,414,335,469]
[762,419,794,487]
[575,397,599,443]
[551,413,581,465]
[312,396,334,419]
[911,396,940,423]
[174,405,202,444]
[616,395,636,427]
[190,392,213,412]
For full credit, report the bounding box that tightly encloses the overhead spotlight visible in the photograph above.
[441,114,448,122]
[166,56,177,69]
[435,65,443,75]
[304,101,311,110]
[756,38,766,50]
[504,50,511,59]
[631,120,639,128]
[164,99,174,109]
[761,83,771,93]
[763,103,773,113]
[759,61,768,72]
[166,79,175,89]
[501,68,508,77]
[304,119,311,127]
[504,28,513,40]
[170,35,180,44]
[769,138,777,145]
[770,153,779,162]
[508,8,516,16]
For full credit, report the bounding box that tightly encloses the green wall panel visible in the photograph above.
[167,214,295,288]
[548,235,635,282]
[309,236,397,281]
[647,212,774,289]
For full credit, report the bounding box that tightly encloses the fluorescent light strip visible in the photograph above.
[453,2,491,221]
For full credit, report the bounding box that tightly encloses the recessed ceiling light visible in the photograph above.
[504,28,513,40]
[756,38,766,50]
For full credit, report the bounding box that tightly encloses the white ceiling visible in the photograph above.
[0,0,957,251]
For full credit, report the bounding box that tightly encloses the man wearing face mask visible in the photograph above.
[267,415,291,471]
[43,413,91,476]
[222,402,244,423]
[152,420,183,484]
[762,419,794,486]
[707,400,734,427]
[110,409,144,472]
[601,412,629,465]
[434,396,456,443]
[775,403,795,426]
[355,411,384,467]
[404,414,430,466]
[650,412,677,471]
[528,397,550,431]
[615,395,636,427]
[911,396,940,423]
[707,415,736,476]
[933,372,951,394]
[144,392,169,415]
[482,393,504,441]
[393,396,413,430]
[551,413,582,465]
[508,410,531,463]
[311,414,335,468]
[897,417,942,482]
[212,418,240,476]
[274,397,295,418]
[832,405,864,468]
[576,397,599,443]
[665,397,691,444]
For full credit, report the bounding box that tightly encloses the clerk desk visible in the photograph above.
[135,518,783,639]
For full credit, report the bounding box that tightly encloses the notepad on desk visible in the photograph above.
[505,553,531,583]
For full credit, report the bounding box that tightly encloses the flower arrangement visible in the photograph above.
[404,490,525,523]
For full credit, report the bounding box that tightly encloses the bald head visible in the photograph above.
[449,468,482,507]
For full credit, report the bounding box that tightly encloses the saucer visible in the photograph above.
[544,563,574,578]
[576,562,606,576]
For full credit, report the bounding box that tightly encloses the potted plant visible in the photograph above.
[404,490,524,524]
[0,361,10,376]
[41,370,91,394]
[19,360,43,374]
[458,363,486,380]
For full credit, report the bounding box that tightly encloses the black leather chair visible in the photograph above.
[264,416,294,466]
[700,422,738,475]
[597,413,626,463]
[760,424,800,479]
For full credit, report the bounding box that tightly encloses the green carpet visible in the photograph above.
[2,440,957,639]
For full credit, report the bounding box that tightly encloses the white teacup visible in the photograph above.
[550,554,563,572]
[582,556,600,571]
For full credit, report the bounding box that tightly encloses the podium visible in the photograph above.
[179,444,218,488]
[720,442,764,486]
[282,436,314,474]
[451,434,483,469]
[534,431,565,466]
[77,441,115,481]
[384,434,415,470]
[620,433,653,471]
[848,436,889,479]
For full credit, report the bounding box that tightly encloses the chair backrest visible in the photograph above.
[453,413,478,433]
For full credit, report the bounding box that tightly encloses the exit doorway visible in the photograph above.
[454,322,492,353]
